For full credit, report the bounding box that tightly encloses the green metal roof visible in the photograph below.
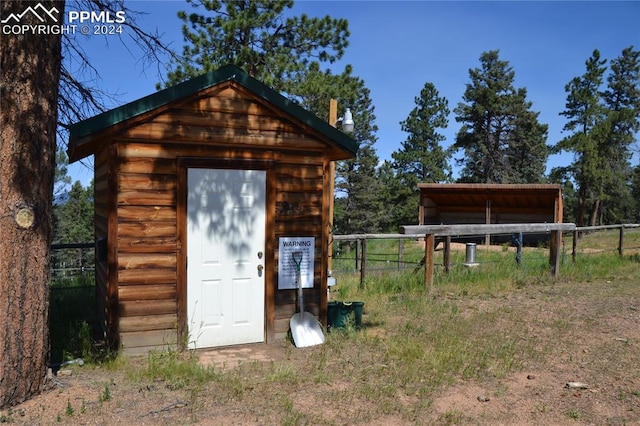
[68,64,358,158]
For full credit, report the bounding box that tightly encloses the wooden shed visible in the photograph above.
[418,183,563,242]
[67,65,357,354]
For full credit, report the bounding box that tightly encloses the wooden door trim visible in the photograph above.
[176,158,276,348]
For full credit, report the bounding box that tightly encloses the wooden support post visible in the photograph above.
[359,238,367,290]
[485,199,491,246]
[618,226,624,257]
[398,239,404,271]
[424,233,435,292]
[355,239,360,272]
[443,235,451,273]
[328,99,338,273]
[572,229,578,263]
[549,230,561,277]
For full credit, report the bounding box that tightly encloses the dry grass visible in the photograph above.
[4,229,640,425]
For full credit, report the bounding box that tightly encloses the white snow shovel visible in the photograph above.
[289,251,325,348]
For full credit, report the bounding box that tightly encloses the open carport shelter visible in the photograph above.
[67,65,357,354]
[418,183,563,244]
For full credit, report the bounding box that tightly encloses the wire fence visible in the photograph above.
[50,242,95,288]
[49,243,97,363]
[48,224,640,292]
[331,224,640,287]
[569,224,640,258]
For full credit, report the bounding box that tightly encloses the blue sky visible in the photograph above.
[67,0,640,185]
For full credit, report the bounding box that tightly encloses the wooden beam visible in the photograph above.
[424,234,435,293]
[265,168,277,343]
[618,227,624,257]
[558,187,564,223]
[549,230,562,277]
[485,198,491,245]
[119,314,178,333]
[359,238,367,290]
[443,236,451,273]
[401,223,576,236]
[334,233,427,241]
[107,144,119,349]
[328,99,338,273]
[176,163,187,348]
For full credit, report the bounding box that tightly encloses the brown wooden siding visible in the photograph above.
[115,146,179,352]
[119,330,177,356]
[98,84,338,352]
[419,184,563,227]
[272,162,326,338]
[111,145,328,350]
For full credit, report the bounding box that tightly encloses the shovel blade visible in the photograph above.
[290,312,325,348]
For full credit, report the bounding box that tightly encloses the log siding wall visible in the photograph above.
[95,84,336,353]
[273,162,327,339]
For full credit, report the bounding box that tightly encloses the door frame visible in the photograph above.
[177,157,276,348]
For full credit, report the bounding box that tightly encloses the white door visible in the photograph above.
[187,168,266,348]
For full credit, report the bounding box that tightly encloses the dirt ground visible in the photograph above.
[3,275,640,425]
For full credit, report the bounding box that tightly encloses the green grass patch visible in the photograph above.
[129,347,220,390]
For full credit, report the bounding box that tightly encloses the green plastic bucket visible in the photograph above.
[351,301,364,327]
[327,301,340,328]
[327,301,364,329]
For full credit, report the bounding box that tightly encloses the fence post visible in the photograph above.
[549,230,561,277]
[424,233,435,293]
[513,231,523,266]
[618,226,624,257]
[359,238,367,289]
[443,236,451,273]
[572,229,578,262]
[398,239,404,271]
[355,239,360,272]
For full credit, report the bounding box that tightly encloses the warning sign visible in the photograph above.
[278,237,315,290]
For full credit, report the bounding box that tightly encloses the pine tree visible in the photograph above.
[632,164,640,222]
[391,82,450,226]
[453,50,548,183]
[163,0,349,96]
[55,147,72,197]
[372,161,395,232]
[557,50,607,226]
[549,167,578,223]
[334,87,385,234]
[599,46,640,223]
[2,0,175,407]
[0,0,63,408]
[163,1,387,234]
[554,48,639,225]
[53,181,95,271]
[504,88,549,183]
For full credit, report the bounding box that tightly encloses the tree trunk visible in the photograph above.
[589,198,600,227]
[576,186,587,228]
[0,0,63,408]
